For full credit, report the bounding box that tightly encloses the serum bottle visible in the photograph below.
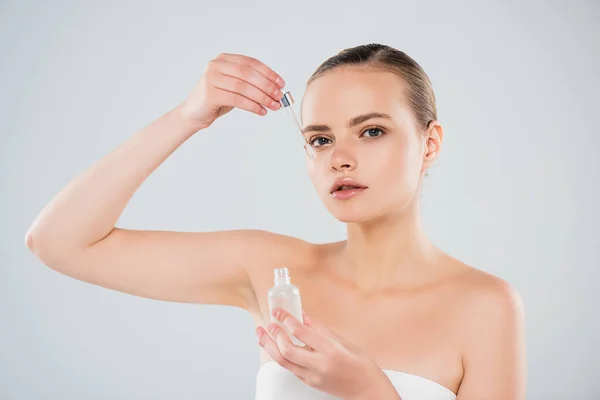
[268,267,304,346]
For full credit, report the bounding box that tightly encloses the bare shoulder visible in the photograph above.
[455,263,524,319]
[247,229,319,263]
[446,258,525,355]
[244,229,320,285]
[443,261,527,397]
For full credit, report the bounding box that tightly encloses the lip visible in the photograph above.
[329,177,368,200]
[331,187,367,200]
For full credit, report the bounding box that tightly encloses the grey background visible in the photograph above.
[1,0,598,399]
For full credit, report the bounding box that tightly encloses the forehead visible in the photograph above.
[301,67,410,126]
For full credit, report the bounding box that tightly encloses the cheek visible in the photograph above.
[307,158,327,193]
[370,138,423,193]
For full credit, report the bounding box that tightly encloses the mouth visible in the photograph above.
[330,178,368,199]
[333,185,364,192]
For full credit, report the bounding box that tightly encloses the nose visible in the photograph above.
[330,145,357,172]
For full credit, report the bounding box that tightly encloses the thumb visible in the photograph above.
[302,311,343,341]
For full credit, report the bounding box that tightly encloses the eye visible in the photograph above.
[308,136,333,148]
[360,126,386,138]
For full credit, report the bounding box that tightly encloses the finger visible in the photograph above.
[267,322,320,369]
[272,308,331,352]
[302,311,346,343]
[217,59,284,104]
[256,326,308,378]
[302,311,356,347]
[215,53,285,88]
[213,73,281,111]
[216,89,267,116]
[302,310,311,326]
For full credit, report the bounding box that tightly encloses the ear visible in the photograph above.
[422,121,443,170]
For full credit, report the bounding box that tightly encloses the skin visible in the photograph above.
[25,53,526,400]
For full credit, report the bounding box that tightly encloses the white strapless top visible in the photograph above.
[255,361,456,400]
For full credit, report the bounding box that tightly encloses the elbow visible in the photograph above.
[24,228,70,267]
[25,228,38,253]
[25,216,46,254]
[24,228,53,263]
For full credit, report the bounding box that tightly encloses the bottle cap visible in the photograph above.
[280,91,294,107]
[274,267,290,284]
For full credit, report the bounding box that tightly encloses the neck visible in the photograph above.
[336,198,441,294]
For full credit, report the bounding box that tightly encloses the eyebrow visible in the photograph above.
[301,112,393,135]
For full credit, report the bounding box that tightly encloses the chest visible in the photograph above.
[252,269,464,392]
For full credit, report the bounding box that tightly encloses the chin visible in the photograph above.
[326,203,385,224]
[334,214,372,224]
[324,193,413,225]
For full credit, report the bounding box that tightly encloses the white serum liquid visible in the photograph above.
[267,268,305,346]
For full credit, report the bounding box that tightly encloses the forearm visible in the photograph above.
[26,105,199,256]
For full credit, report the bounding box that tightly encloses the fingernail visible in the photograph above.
[256,327,263,338]
[277,77,285,87]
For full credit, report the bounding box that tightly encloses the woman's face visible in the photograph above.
[301,66,433,223]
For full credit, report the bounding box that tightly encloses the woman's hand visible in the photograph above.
[177,53,286,132]
[256,308,402,400]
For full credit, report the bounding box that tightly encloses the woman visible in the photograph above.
[25,44,526,399]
